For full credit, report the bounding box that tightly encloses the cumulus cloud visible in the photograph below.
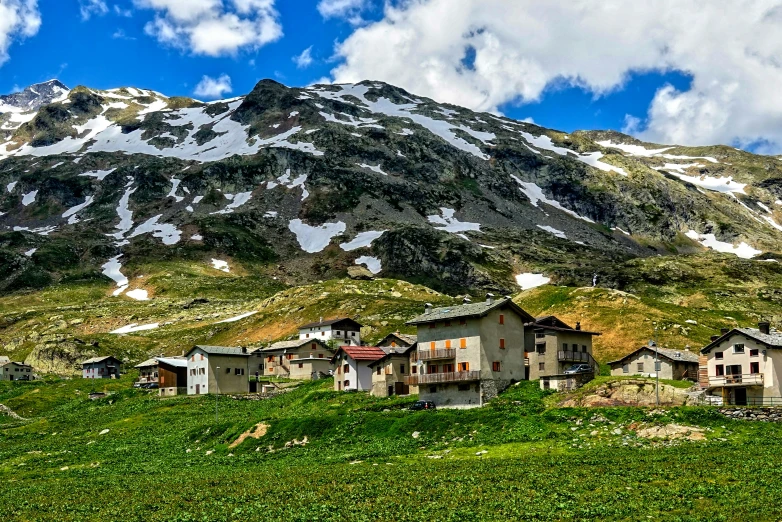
[80,0,108,20]
[317,0,368,23]
[133,0,282,56]
[194,73,232,99]
[293,46,313,68]
[329,0,782,152]
[0,0,40,66]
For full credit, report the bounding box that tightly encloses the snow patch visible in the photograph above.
[537,225,567,239]
[340,230,386,251]
[515,273,551,290]
[21,190,38,206]
[129,215,182,245]
[356,256,382,274]
[62,195,94,224]
[211,259,230,273]
[110,323,159,334]
[510,175,594,223]
[685,231,761,259]
[357,163,388,176]
[126,289,150,301]
[216,311,258,324]
[427,207,481,234]
[212,191,253,214]
[288,219,346,253]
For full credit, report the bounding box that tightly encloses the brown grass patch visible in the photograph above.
[229,422,269,449]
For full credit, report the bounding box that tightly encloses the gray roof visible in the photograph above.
[82,356,121,365]
[406,298,534,325]
[608,345,699,365]
[1,361,31,368]
[257,338,329,352]
[156,357,188,368]
[380,333,418,346]
[701,327,782,353]
[190,345,250,356]
[134,358,158,368]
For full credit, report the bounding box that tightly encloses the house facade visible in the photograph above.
[405,295,534,408]
[369,344,416,397]
[186,346,250,395]
[0,361,34,381]
[81,356,121,379]
[700,323,782,405]
[134,358,159,385]
[254,339,333,380]
[332,346,386,391]
[525,316,600,381]
[157,357,188,396]
[298,318,363,346]
[609,343,699,380]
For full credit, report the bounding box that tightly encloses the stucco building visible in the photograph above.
[609,343,699,380]
[0,361,34,381]
[299,318,363,346]
[525,316,600,381]
[186,346,250,395]
[405,295,534,408]
[369,344,417,397]
[254,338,333,380]
[332,345,386,391]
[81,356,121,379]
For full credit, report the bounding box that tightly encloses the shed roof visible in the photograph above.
[608,345,700,366]
[156,357,188,368]
[188,345,250,357]
[406,298,535,325]
[81,356,121,365]
[701,327,782,353]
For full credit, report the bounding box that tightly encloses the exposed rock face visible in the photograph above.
[560,379,697,407]
[0,80,69,112]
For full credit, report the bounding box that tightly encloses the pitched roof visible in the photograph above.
[1,361,31,368]
[81,356,121,365]
[406,298,535,325]
[332,346,386,362]
[378,332,417,347]
[134,358,159,368]
[156,357,188,368]
[299,317,363,329]
[370,344,416,367]
[188,345,250,356]
[608,345,700,365]
[535,316,573,329]
[701,327,782,353]
[258,338,330,352]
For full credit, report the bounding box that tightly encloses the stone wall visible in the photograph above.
[718,408,782,421]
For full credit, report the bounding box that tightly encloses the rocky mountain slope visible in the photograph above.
[1,78,782,372]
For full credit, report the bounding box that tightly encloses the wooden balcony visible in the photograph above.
[418,348,456,361]
[709,374,764,387]
[406,371,480,385]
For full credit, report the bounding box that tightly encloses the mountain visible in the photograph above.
[0,79,69,113]
[1,78,782,373]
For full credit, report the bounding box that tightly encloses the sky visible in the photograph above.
[1,0,781,153]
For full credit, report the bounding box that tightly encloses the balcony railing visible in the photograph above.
[709,374,764,387]
[558,351,592,364]
[418,349,457,361]
[406,371,480,385]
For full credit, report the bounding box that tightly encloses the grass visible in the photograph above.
[3,377,782,520]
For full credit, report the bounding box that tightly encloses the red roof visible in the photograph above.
[338,346,386,361]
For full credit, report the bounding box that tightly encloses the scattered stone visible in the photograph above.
[99,429,109,435]
[412,431,420,439]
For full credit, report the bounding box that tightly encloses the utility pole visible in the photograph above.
[654,326,660,407]
[215,366,220,423]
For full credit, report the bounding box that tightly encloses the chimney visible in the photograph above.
[710,335,719,342]
[684,345,691,352]
[486,293,495,304]
[319,316,323,324]
[575,322,581,331]
[759,321,771,335]
[463,296,472,304]
[720,328,729,336]
[241,347,247,354]
[424,303,433,314]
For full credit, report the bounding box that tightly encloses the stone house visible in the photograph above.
[368,344,417,397]
[609,343,699,380]
[405,295,534,408]
[157,357,188,396]
[332,346,386,391]
[81,356,121,379]
[700,323,782,405]
[186,346,250,395]
[298,318,363,346]
[0,361,34,381]
[254,339,333,380]
[525,316,600,382]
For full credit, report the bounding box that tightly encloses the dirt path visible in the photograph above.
[229,423,269,448]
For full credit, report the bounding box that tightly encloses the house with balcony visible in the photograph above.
[81,356,121,379]
[609,342,699,380]
[254,338,333,380]
[331,346,386,391]
[405,295,534,408]
[524,316,600,388]
[299,318,363,346]
[0,361,34,381]
[185,346,251,395]
[369,343,417,397]
[700,322,782,405]
[134,358,159,385]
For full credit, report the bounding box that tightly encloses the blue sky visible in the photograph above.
[0,1,779,152]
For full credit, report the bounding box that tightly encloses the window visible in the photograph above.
[400,364,406,374]
[287,354,294,360]
[445,340,452,349]
[298,363,303,369]
[445,320,452,327]
[430,341,436,350]
[715,364,724,376]
[499,338,505,349]
[750,348,759,357]
[377,366,381,375]
[191,355,194,362]
[536,343,546,354]
[391,341,396,347]
[267,356,273,362]
[429,386,437,393]
[535,333,545,339]
[385,365,392,375]
[539,362,545,371]
[335,331,340,336]
[428,364,438,374]
[344,380,350,388]
[318,353,324,359]
[637,362,644,372]
[492,361,501,372]
[306,333,310,338]
[311,343,316,350]
[235,368,244,376]
[460,338,467,349]
[226,368,232,374]
[343,364,350,374]
[429,323,436,329]
[458,362,470,372]
[321,332,325,336]
[622,364,629,374]
[582,345,588,353]
[715,352,723,360]
[734,344,745,354]
[458,384,471,391]
[460,319,466,326]
[499,314,504,325]
[443,363,455,373]
[563,343,568,351]
[200,354,204,361]
[750,362,760,374]
[412,366,417,374]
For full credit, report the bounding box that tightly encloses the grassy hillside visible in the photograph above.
[3,376,782,521]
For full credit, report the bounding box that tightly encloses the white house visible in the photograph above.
[331,345,385,391]
[186,345,251,395]
[299,318,363,346]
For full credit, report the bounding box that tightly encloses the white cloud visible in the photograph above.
[80,0,108,20]
[329,0,782,153]
[112,28,136,40]
[114,5,133,17]
[0,0,41,66]
[193,73,232,99]
[293,45,313,68]
[133,0,282,56]
[317,0,368,22]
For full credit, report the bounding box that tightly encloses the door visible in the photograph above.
[195,383,200,394]
[734,388,747,406]
[727,365,742,384]
[387,385,395,396]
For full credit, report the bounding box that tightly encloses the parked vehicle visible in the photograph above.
[409,400,436,410]
[564,364,592,375]
[142,382,159,389]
